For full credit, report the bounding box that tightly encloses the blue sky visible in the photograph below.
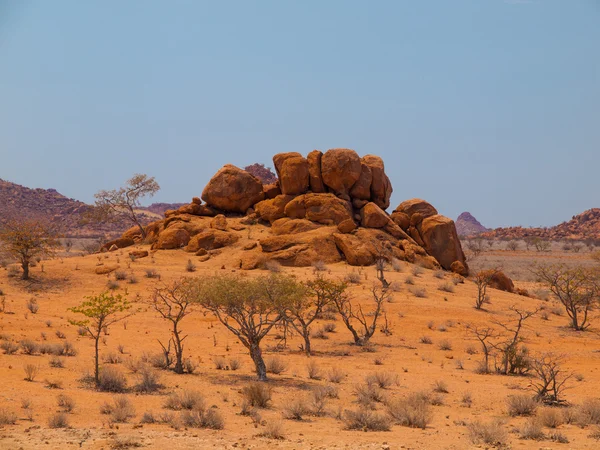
[0,0,598,228]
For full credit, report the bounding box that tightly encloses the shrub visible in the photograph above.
[128,273,138,284]
[164,390,204,410]
[327,367,346,383]
[577,398,600,425]
[1,340,19,354]
[0,408,17,425]
[411,265,424,277]
[507,394,538,417]
[264,260,282,273]
[212,356,226,370]
[98,366,127,392]
[49,356,65,369]
[519,417,545,440]
[20,339,39,355]
[438,339,452,351]
[404,275,415,285]
[181,407,224,430]
[312,260,327,272]
[57,394,75,413]
[140,411,157,424]
[48,412,69,428]
[366,371,398,389]
[23,364,38,382]
[114,270,127,280]
[185,259,196,272]
[355,383,385,407]
[323,322,336,333]
[241,382,272,408]
[55,330,66,339]
[433,270,445,279]
[265,356,287,374]
[344,271,361,284]
[437,282,455,293]
[537,407,564,428]
[145,268,160,279]
[391,258,402,272]
[468,420,508,446]
[229,358,241,371]
[344,407,391,431]
[183,358,197,374]
[306,360,321,380]
[461,392,473,407]
[433,380,449,394]
[45,379,63,389]
[26,298,39,314]
[282,397,308,420]
[419,336,432,345]
[549,431,569,443]
[103,396,136,423]
[107,280,120,290]
[103,352,122,364]
[57,341,77,356]
[136,366,162,393]
[386,392,433,429]
[259,420,286,439]
[410,287,427,298]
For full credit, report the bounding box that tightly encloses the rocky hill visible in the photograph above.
[243,163,277,184]
[111,149,469,276]
[456,212,488,237]
[480,208,600,241]
[0,178,173,238]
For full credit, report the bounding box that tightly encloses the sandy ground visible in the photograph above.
[1,220,600,449]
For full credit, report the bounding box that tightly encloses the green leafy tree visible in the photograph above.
[93,173,159,239]
[68,291,133,384]
[190,273,303,381]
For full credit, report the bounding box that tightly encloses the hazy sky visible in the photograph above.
[0,1,598,228]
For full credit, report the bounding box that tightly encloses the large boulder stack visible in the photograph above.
[116,148,468,275]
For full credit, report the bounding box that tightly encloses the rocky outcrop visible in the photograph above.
[201,164,264,213]
[419,215,467,272]
[284,193,353,225]
[321,149,362,196]
[456,212,488,237]
[394,199,438,219]
[244,163,277,185]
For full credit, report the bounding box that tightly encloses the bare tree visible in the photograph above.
[532,264,600,331]
[150,280,194,374]
[0,220,59,280]
[529,353,573,405]
[468,325,499,374]
[491,306,538,375]
[190,273,303,381]
[333,283,389,346]
[93,174,159,239]
[472,269,500,310]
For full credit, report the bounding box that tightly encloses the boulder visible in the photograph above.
[489,271,515,293]
[192,197,202,205]
[320,148,362,195]
[278,155,310,195]
[109,244,119,252]
[362,155,392,210]
[273,152,302,178]
[259,229,342,267]
[450,261,468,276]
[201,164,264,213]
[307,150,326,193]
[284,193,353,225]
[271,218,320,235]
[254,195,295,223]
[410,212,424,227]
[153,227,191,249]
[129,250,149,259]
[95,264,120,275]
[390,211,410,230]
[360,202,390,228]
[101,237,135,251]
[210,214,228,231]
[352,198,369,209]
[349,162,372,200]
[166,203,216,217]
[394,198,438,219]
[263,183,281,199]
[419,214,467,273]
[337,219,357,234]
[186,229,239,252]
[333,228,398,266]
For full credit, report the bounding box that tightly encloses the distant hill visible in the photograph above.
[0,178,175,238]
[481,208,600,241]
[456,212,488,237]
[244,163,277,184]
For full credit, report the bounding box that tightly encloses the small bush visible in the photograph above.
[404,275,415,285]
[229,358,241,371]
[49,356,65,368]
[264,260,282,273]
[410,287,427,298]
[181,407,224,430]
[140,411,157,424]
[537,407,564,428]
[185,259,196,272]
[438,339,452,351]
[45,379,63,389]
[411,265,424,277]
[386,392,433,429]
[136,366,162,393]
[507,394,538,417]
[212,356,226,370]
[344,407,391,431]
[103,352,122,364]
[468,420,508,446]
[164,390,204,410]
[0,408,17,425]
[265,356,287,374]
[306,360,321,380]
[103,396,136,423]
[98,366,128,392]
[577,398,600,425]
[1,340,19,354]
[282,397,308,420]
[145,268,160,279]
[355,383,385,407]
[128,274,138,284]
[57,341,77,357]
[420,336,432,345]
[437,282,455,293]
[344,271,361,284]
[20,339,39,355]
[55,330,66,339]
[259,419,286,439]
[107,280,120,290]
[519,417,545,440]
[366,371,398,389]
[183,358,197,374]
[461,392,473,407]
[48,412,69,428]
[549,431,569,443]
[312,260,327,272]
[327,367,346,383]
[241,382,272,408]
[114,270,127,281]
[433,380,449,394]
[57,394,75,413]
[23,364,39,381]
[391,258,402,272]
[26,298,39,314]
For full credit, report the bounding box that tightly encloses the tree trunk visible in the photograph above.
[21,261,30,280]
[249,343,267,381]
[303,330,311,356]
[173,327,184,374]
[94,337,100,384]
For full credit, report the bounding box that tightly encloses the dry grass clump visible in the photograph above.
[327,367,346,383]
[343,407,391,431]
[49,356,65,368]
[264,260,282,273]
[432,380,449,394]
[0,408,17,425]
[410,287,427,298]
[180,405,224,430]
[241,382,272,408]
[164,390,204,410]
[344,271,361,284]
[312,260,327,272]
[519,417,545,440]
[355,382,385,407]
[23,364,39,382]
[365,371,399,389]
[438,339,452,351]
[135,366,162,393]
[56,394,75,413]
[103,352,122,364]
[98,366,128,392]
[259,420,286,439]
[386,392,433,429]
[507,394,538,417]
[306,360,322,380]
[265,356,287,375]
[576,398,600,426]
[48,412,69,428]
[101,396,136,423]
[282,397,308,421]
[437,282,455,293]
[467,420,508,446]
[20,339,39,355]
[537,407,564,428]
[1,340,19,355]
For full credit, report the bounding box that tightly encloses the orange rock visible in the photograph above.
[349,162,372,200]
[284,193,353,225]
[360,202,390,228]
[201,164,264,213]
[321,148,362,196]
[362,155,392,210]
[307,150,326,193]
[394,198,438,219]
[254,195,295,223]
[419,214,467,273]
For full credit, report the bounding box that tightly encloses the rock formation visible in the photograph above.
[455,212,489,237]
[116,148,469,275]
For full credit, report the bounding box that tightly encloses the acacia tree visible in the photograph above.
[93,173,159,239]
[468,325,499,374]
[533,264,600,331]
[285,275,345,356]
[472,268,500,310]
[150,280,193,374]
[529,352,573,405]
[191,273,304,381]
[491,306,538,375]
[0,219,59,280]
[68,291,133,385]
[333,283,389,346]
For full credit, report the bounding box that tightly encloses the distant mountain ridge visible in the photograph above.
[0,178,179,238]
[456,212,488,237]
